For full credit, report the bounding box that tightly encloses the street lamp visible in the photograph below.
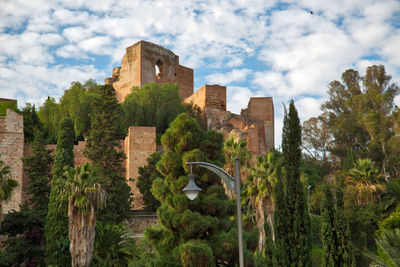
[183,157,244,267]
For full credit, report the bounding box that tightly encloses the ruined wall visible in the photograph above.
[106,41,194,102]
[19,127,156,212]
[124,126,156,210]
[184,84,226,111]
[188,85,273,155]
[0,109,24,215]
[245,97,274,150]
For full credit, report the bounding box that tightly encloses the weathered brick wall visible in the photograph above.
[185,84,226,112]
[247,97,274,150]
[124,126,156,210]
[106,41,194,103]
[0,109,24,215]
[175,65,194,99]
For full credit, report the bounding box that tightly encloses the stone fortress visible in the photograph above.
[0,40,274,213]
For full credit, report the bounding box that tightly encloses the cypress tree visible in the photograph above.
[45,117,75,266]
[335,187,354,266]
[321,184,354,267]
[274,100,312,266]
[321,185,338,267]
[23,132,52,213]
[84,85,130,224]
[273,177,290,266]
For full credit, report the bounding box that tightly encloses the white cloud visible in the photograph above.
[0,0,398,147]
[205,69,252,85]
[226,86,254,114]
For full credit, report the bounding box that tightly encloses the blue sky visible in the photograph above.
[1,0,399,147]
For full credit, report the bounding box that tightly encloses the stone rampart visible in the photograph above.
[0,109,24,215]
[106,41,194,102]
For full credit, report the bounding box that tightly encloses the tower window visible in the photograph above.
[155,59,163,78]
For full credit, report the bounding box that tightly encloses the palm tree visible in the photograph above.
[0,157,18,221]
[365,228,400,267]
[60,162,106,267]
[246,151,282,252]
[92,221,137,266]
[223,137,251,197]
[346,158,386,205]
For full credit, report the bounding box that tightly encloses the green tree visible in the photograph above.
[0,203,45,266]
[22,132,53,213]
[60,163,106,267]
[84,84,130,224]
[274,101,312,266]
[38,96,61,144]
[247,151,282,252]
[321,185,337,267]
[346,158,386,205]
[20,103,42,143]
[0,156,18,222]
[335,186,354,266]
[137,152,162,211]
[37,80,102,143]
[321,65,399,177]
[59,80,101,140]
[45,117,75,266]
[141,113,255,266]
[121,83,188,135]
[223,137,251,198]
[0,133,53,266]
[91,221,137,266]
[366,228,400,267]
[302,113,333,169]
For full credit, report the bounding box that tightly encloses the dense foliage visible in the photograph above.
[274,101,312,266]
[84,84,130,224]
[38,80,101,143]
[45,117,75,266]
[137,113,256,266]
[320,185,354,266]
[121,83,191,135]
[1,64,400,266]
[137,152,162,211]
[303,65,400,265]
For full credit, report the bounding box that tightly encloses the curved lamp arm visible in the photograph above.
[186,161,235,191]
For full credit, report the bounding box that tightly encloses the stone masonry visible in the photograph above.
[124,126,156,209]
[0,109,24,215]
[1,41,274,213]
[105,41,194,102]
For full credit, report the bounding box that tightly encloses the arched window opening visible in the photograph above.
[155,59,163,79]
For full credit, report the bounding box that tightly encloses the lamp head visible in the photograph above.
[183,169,201,200]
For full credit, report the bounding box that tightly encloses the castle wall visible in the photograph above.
[124,126,156,210]
[184,84,226,111]
[0,109,24,215]
[106,41,194,103]
[247,97,274,150]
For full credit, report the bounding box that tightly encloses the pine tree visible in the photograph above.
[84,85,130,224]
[45,117,74,266]
[141,113,256,266]
[274,100,312,266]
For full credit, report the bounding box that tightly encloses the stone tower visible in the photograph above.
[105,40,194,103]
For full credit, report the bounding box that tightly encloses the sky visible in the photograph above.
[1,0,399,147]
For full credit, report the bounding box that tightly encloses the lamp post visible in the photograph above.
[183,157,244,267]
[307,185,312,208]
